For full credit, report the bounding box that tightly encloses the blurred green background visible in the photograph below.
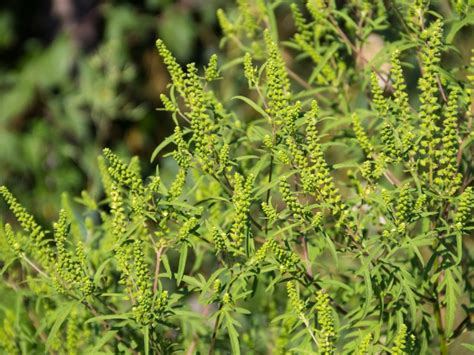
[0,0,228,221]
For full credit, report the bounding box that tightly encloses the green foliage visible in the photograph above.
[1,1,473,354]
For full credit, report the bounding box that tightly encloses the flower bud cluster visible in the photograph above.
[160,93,176,112]
[0,186,53,267]
[0,311,17,355]
[261,201,278,222]
[395,184,413,226]
[243,52,257,88]
[357,333,372,354]
[132,239,154,325]
[315,290,336,354]
[391,324,411,355]
[54,210,93,296]
[212,227,227,253]
[352,113,373,155]
[205,54,219,81]
[390,51,413,152]
[264,30,291,121]
[306,109,347,217]
[3,224,20,256]
[279,181,307,223]
[267,239,300,271]
[103,148,144,197]
[418,20,443,174]
[229,173,254,252]
[454,187,473,231]
[178,217,199,241]
[436,87,462,195]
[287,281,304,315]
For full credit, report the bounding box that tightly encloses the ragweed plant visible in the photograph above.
[0,1,473,354]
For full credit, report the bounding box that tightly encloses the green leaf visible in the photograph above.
[85,313,133,324]
[88,330,118,352]
[446,14,474,43]
[151,133,181,162]
[232,95,271,121]
[461,343,474,351]
[224,312,241,355]
[94,257,114,286]
[444,268,461,337]
[46,302,76,350]
[177,243,188,286]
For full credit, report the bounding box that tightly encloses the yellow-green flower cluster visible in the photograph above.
[3,224,20,256]
[290,3,311,42]
[110,185,127,242]
[156,39,186,93]
[380,123,399,160]
[414,194,426,215]
[395,184,412,227]
[172,126,190,169]
[287,281,304,315]
[264,30,291,121]
[110,184,132,285]
[169,168,187,199]
[391,324,408,355]
[212,279,222,295]
[306,107,346,215]
[253,239,271,265]
[160,93,176,112]
[0,311,17,355]
[315,290,336,354]
[132,239,154,325]
[169,126,190,199]
[371,71,397,161]
[216,9,234,37]
[371,72,389,119]
[205,54,219,81]
[406,0,427,31]
[54,210,93,296]
[148,175,161,194]
[66,309,78,355]
[436,87,462,195]
[103,148,144,197]
[157,40,217,173]
[390,51,413,152]
[212,227,227,253]
[230,173,254,252]
[287,136,314,193]
[454,187,473,231]
[178,216,199,241]
[279,181,307,223]
[154,290,169,320]
[307,0,327,23]
[352,113,373,155]
[282,101,301,135]
[243,52,257,87]
[0,186,53,267]
[267,239,300,272]
[184,63,216,172]
[218,143,230,174]
[261,201,278,222]
[357,333,372,354]
[98,156,114,197]
[418,20,443,173]
[236,0,259,38]
[291,3,336,85]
